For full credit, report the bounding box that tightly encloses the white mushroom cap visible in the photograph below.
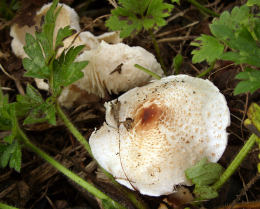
[97,31,122,44]
[89,75,230,196]
[10,2,80,59]
[59,41,163,105]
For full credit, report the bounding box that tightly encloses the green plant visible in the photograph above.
[0,1,147,208]
[191,1,260,95]
[106,0,174,38]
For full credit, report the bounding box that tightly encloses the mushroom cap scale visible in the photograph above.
[89,74,230,196]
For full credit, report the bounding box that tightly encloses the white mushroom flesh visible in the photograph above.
[89,74,230,196]
[61,41,163,99]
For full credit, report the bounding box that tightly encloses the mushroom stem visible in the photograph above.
[17,125,126,209]
[212,134,258,191]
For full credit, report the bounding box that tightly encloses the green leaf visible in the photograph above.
[23,101,56,125]
[55,26,75,50]
[16,84,44,117]
[0,140,22,172]
[16,84,56,125]
[185,157,224,186]
[106,0,174,38]
[23,33,50,79]
[247,0,260,6]
[191,35,224,63]
[194,185,218,200]
[234,68,260,95]
[53,45,88,96]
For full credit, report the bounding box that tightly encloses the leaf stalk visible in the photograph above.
[17,126,126,209]
[212,134,258,190]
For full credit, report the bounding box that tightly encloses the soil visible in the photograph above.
[0,0,260,209]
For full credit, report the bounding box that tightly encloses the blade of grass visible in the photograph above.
[134,64,162,80]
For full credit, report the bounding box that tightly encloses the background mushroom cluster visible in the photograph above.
[10,2,164,108]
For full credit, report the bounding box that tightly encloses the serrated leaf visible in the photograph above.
[0,140,22,172]
[23,101,56,125]
[16,84,44,117]
[9,141,22,172]
[55,26,75,50]
[53,45,88,96]
[234,68,260,95]
[106,0,173,38]
[23,33,50,79]
[185,157,224,186]
[191,35,224,63]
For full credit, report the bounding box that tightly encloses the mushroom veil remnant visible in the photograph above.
[89,75,230,196]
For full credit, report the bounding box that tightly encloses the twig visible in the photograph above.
[156,21,199,38]
[157,35,196,43]
[0,63,25,95]
[187,0,219,17]
[107,0,118,8]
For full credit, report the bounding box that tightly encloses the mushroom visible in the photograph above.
[89,74,230,196]
[10,2,81,59]
[58,41,163,107]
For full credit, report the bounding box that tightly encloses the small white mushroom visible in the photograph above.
[10,2,81,59]
[58,41,163,107]
[89,75,230,196]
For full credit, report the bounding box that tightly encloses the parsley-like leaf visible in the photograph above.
[55,25,76,50]
[0,140,22,172]
[191,3,260,94]
[0,89,22,172]
[16,84,56,125]
[234,68,260,95]
[53,45,88,96]
[106,0,173,38]
[23,33,50,79]
[191,35,224,63]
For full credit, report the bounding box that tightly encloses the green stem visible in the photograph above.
[212,134,258,191]
[56,103,149,209]
[0,202,18,209]
[56,102,93,157]
[187,0,219,17]
[17,127,126,209]
[149,31,166,74]
[134,64,162,80]
[197,60,216,78]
